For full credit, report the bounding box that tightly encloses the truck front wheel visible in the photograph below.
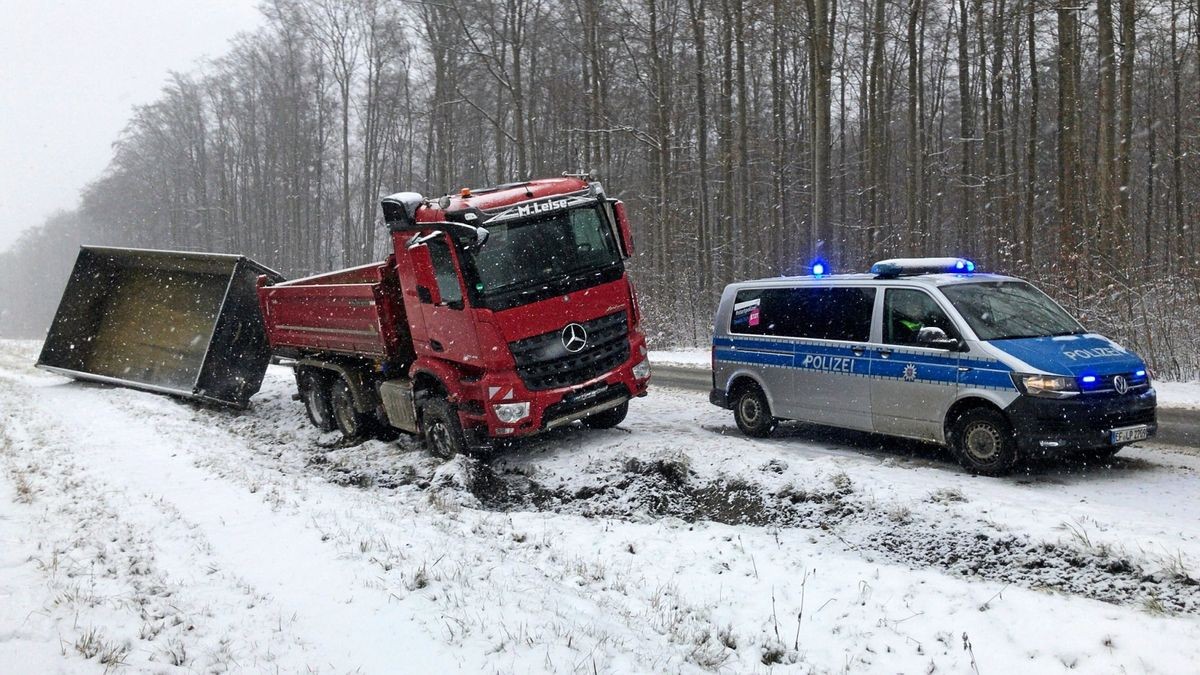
[299,372,335,432]
[421,398,469,459]
[330,377,371,442]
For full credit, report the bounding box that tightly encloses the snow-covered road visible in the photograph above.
[2,338,1199,673]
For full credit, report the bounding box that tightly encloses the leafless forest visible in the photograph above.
[1,0,1198,377]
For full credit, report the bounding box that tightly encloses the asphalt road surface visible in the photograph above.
[652,364,1200,450]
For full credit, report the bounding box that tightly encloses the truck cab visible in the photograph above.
[258,176,650,457]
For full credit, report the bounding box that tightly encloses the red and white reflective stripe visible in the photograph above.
[487,385,515,401]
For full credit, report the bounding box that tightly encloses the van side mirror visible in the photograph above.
[612,200,634,259]
[917,326,961,350]
[408,244,442,305]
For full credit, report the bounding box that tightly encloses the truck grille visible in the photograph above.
[510,311,630,391]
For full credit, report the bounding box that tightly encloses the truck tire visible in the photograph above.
[733,385,776,438]
[330,377,371,442]
[420,398,469,460]
[949,407,1018,476]
[581,400,629,429]
[299,372,336,432]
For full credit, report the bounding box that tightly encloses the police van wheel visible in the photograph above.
[950,407,1018,475]
[734,386,776,438]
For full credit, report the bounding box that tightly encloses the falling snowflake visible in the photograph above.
[903,363,918,382]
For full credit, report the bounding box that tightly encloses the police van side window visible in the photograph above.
[802,288,875,341]
[730,289,795,336]
[883,288,959,346]
[730,287,874,341]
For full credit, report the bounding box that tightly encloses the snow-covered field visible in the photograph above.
[3,338,1200,673]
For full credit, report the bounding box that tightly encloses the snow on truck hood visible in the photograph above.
[987,333,1145,376]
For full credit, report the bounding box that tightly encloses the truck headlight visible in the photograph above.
[493,401,530,423]
[632,358,651,380]
[1013,373,1079,398]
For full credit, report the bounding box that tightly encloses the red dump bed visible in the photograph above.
[257,257,412,360]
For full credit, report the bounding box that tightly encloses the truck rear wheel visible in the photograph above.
[421,398,469,460]
[299,372,335,432]
[580,401,629,429]
[330,377,371,442]
[949,407,1018,475]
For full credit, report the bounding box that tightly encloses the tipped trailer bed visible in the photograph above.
[36,246,284,408]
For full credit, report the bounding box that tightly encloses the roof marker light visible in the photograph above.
[869,257,976,277]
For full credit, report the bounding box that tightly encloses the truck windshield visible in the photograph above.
[941,281,1085,341]
[468,205,622,298]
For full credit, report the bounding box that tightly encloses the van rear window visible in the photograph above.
[731,287,875,341]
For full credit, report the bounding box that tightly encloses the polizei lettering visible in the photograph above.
[516,198,568,218]
[1063,346,1125,360]
[800,354,855,373]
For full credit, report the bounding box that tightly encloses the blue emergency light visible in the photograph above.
[871,257,977,278]
[810,260,828,277]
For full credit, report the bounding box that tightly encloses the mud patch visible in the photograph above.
[190,381,1200,618]
[461,453,1200,616]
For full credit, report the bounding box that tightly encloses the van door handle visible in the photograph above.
[430,339,445,352]
[877,348,892,358]
[852,347,865,357]
[958,366,972,372]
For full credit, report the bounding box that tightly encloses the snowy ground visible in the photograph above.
[3,338,1200,673]
[651,349,1200,410]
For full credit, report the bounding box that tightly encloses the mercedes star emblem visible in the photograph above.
[561,323,588,353]
[1113,375,1129,395]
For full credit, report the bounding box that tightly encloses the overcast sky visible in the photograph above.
[0,0,263,253]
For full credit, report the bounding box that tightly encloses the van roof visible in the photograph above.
[725,271,1018,291]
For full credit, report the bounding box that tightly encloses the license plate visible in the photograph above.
[1110,425,1150,444]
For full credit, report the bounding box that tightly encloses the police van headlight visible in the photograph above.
[493,402,530,423]
[632,358,651,380]
[1013,373,1079,398]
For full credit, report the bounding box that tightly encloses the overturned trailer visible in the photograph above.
[36,246,284,407]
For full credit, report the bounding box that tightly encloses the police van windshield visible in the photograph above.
[941,281,1084,341]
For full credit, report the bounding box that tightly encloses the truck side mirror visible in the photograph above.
[613,200,634,259]
[408,244,442,305]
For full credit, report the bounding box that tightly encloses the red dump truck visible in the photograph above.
[256,176,650,456]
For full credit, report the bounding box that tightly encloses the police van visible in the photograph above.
[709,258,1157,474]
